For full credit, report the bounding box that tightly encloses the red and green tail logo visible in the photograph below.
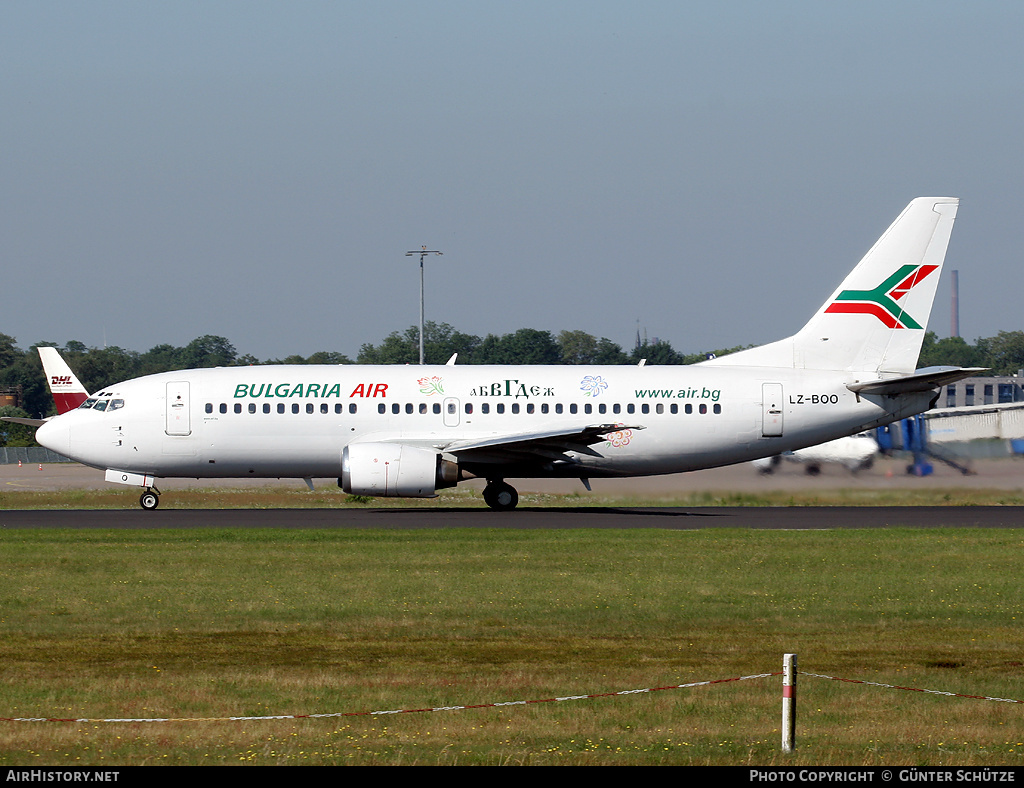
[824,264,937,329]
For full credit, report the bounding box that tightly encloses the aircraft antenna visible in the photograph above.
[406,246,444,364]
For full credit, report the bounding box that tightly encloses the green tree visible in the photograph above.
[473,329,561,365]
[180,336,237,369]
[917,332,987,370]
[0,406,38,446]
[630,340,684,365]
[977,331,1024,376]
[358,322,480,365]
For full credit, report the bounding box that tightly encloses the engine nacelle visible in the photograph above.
[340,442,458,497]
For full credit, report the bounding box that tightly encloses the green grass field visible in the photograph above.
[1,523,1022,765]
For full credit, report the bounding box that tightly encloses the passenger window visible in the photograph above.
[234,403,242,414]
[292,404,300,414]
[713,404,722,414]
[699,404,707,414]
[306,403,314,414]
[512,403,519,414]
[555,404,563,414]
[378,403,386,414]
[349,404,357,414]
[627,404,635,414]
[613,404,621,414]
[433,403,441,414]
[465,403,473,414]
[584,404,592,414]
[205,403,213,414]
[527,403,535,414]
[336,404,343,414]
[685,404,693,414]
[598,404,606,414]
[541,403,549,414]
[481,403,489,414]
[220,403,227,414]
[405,403,414,414]
[641,404,650,414]
[264,404,271,414]
[277,403,285,414]
[496,403,505,414]
[420,403,428,414]
[248,403,256,414]
[569,404,577,414]
[670,404,678,414]
[392,403,400,415]
[321,403,329,414]
[656,404,663,414]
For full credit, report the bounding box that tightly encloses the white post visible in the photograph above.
[782,653,797,752]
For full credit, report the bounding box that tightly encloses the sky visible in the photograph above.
[3,1,1023,361]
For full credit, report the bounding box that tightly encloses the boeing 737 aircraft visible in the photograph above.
[34,197,978,510]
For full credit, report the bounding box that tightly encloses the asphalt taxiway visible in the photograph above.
[1,505,1021,530]
[1,457,1021,529]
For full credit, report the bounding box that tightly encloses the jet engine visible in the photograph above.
[340,442,459,497]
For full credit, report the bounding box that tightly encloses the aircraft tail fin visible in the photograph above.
[38,347,89,414]
[702,197,959,375]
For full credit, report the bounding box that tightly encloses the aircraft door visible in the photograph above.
[762,383,784,437]
[166,381,191,436]
[443,397,460,427]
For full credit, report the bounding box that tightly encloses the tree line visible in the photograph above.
[0,325,1022,444]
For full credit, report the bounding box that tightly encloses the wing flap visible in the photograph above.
[446,423,644,464]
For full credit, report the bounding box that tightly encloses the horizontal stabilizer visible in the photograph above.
[847,366,986,396]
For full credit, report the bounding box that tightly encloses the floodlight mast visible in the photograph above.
[405,247,444,364]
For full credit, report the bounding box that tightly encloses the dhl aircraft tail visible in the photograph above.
[38,347,88,414]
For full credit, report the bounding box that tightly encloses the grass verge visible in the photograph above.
[1,527,1022,765]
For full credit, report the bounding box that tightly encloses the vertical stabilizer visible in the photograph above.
[702,197,959,374]
[38,347,88,413]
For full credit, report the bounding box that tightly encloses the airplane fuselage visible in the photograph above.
[37,363,933,484]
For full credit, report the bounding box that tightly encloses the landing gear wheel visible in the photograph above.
[139,490,160,510]
[483,481,519,511]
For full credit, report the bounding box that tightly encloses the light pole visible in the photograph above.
[405,247,443,364]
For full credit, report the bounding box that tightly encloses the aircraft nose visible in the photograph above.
[36,416,70,457]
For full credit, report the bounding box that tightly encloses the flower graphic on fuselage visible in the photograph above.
[604,429,633,448]
[418,376,444,396]
[579,375,608,398]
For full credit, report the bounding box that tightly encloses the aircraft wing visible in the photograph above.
[0,416,48,427]
[847,367,986,396]
[445,423,644,464]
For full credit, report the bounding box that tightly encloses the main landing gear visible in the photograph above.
[482,479,519,511]
[139,487,161,510]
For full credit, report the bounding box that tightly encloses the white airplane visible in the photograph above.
[35,197,979,511]
[752,433,878,475]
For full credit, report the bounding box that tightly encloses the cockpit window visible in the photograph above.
[80,398,97,409]
[108,399,125,411]
[92,400,108,412]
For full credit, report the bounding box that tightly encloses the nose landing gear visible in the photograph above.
[482,480,519,511]
[139,488,161,510]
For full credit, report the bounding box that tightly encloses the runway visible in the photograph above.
[0,505,1021,529]
[1,457,1022,529]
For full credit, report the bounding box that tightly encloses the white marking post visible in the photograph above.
[782,653,797,752]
